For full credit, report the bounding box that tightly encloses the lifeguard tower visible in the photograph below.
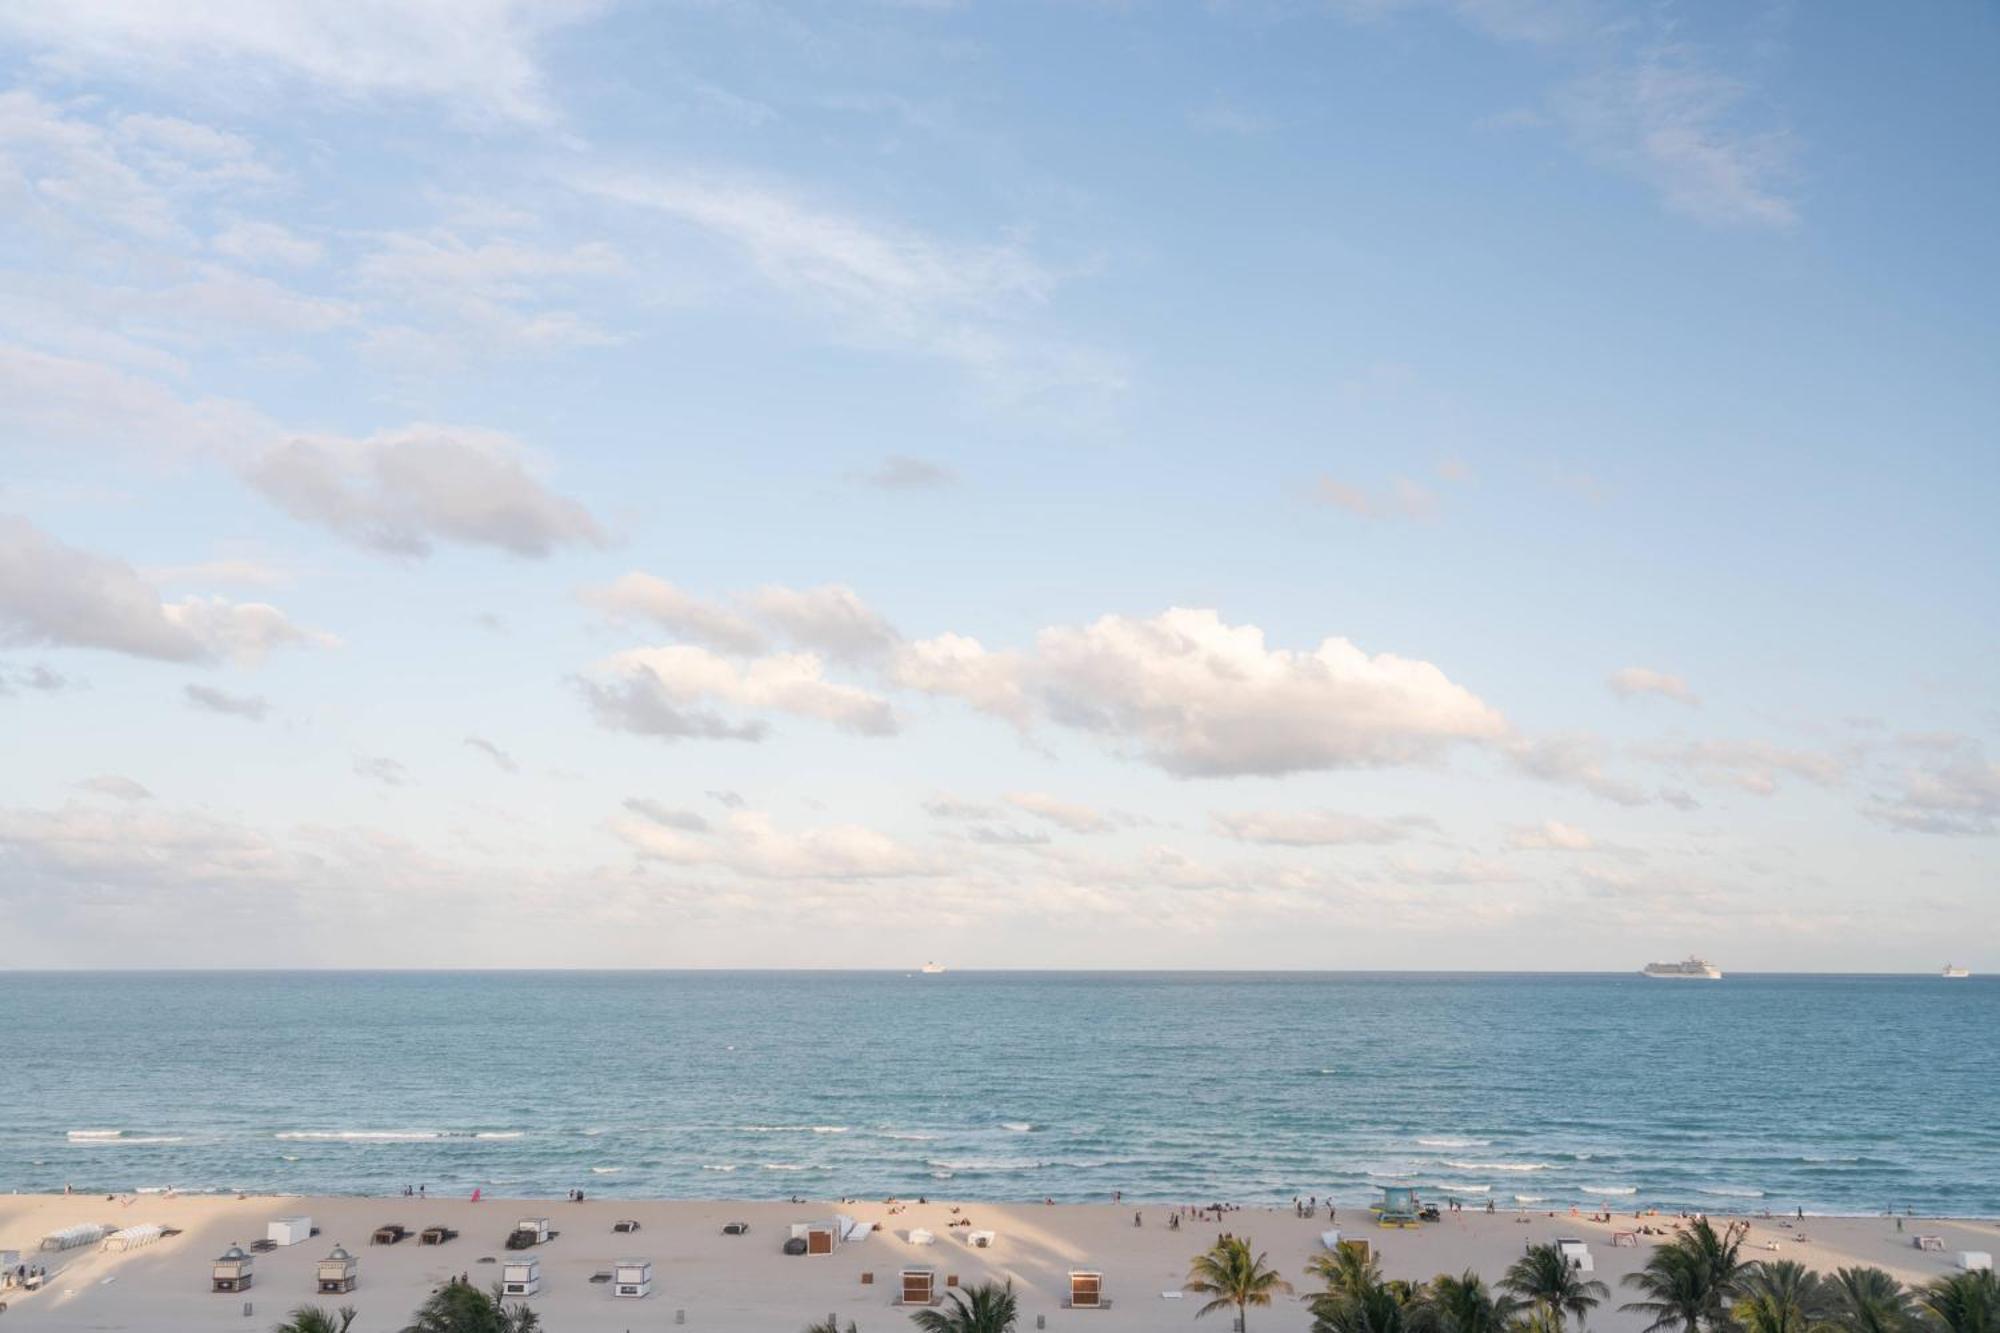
[1375,1186,1421,1228]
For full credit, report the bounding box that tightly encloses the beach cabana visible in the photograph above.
[316,1243,357,1293]
[790,1222,837,1255]
[1068,1271,1105,1309]
[1320,1229,1342,1251]
[420,1226,458,1246]
[103,1224,166,1253]
[613,1258,653,1298]
[967,1229,995,1249]
[371,1224,410,1245]
[42,1223,111,1252]
[501,1256,541,1297]
[212,1243,254,1293]
[901,1267,938,1305]
[1960,1253,1993,1273]
[267,1216,312,1247]
[908,1228,935,1246]
[1556,1239,1595,1273]
[1375,1187,1421,1228]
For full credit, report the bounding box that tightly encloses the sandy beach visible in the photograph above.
[1,1193,1992,1331]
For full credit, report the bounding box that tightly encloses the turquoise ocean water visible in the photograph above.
[4,971,1993,1215]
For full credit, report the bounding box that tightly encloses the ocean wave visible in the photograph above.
[879,1131,939,1142]
[1514,1195,1547,1204]
[590,1167,621,1175]
[1000,1122,1034,1133]
[812,1126,849,1134]
[276,1131,441,1141]
[476,1132,524,1140]
[67,1130,186,1145]
[1432,1183,1491,1194]
[929,1157,1040,1172]
[1418,1137,1491,1148]
[1799,1154,1859,1164]
[1444,1160,1549,1172]
[930,1170,954,1179]
[1698,1186,1765,1198]
[1582,1185,1639,1196]
[701,1164,737,1172]
[761,1163,817,1172]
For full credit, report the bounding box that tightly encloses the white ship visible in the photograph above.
[1943,964,1970,979]
[920,961,946,975]
[1643,956,1723,980]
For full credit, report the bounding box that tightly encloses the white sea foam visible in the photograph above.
[930,1157,1039,1172]
[1698,1186,1765,1198]
[880,1131,939,1142]
[68,1130,123,1140]
[474,1132,523,1140]
[1000,1122,1034,1133]
[1444,1160,1550,1172]
[1418,1137,1491,1148]
[930,1170,954,1179]
[701,1164,737,1173]
[811,1126,848,1134]
[590,1167,621,1175]
[1582,1185,1639,1196]
[280,1155,301,1162]
[68,1130,185,1145]
[1433,1183,1491,1194]
[760,1163,812,1172]
[1513,1195,1547,1204]
[275,1131,440,1142]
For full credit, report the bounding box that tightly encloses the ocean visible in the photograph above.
[5,971,1994,1215]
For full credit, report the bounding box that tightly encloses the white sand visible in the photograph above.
[1,1193,1992,1331]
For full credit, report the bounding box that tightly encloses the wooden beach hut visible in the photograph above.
[900,1267,937,1305]
[211,1243,254,1293]
[613,1258,653,1298]
[316,1243,357,1294]
[790,1221,838,1255]
[501,1256,541,1297]
[1068,1270,1105,1309]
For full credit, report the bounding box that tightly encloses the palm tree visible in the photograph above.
[1829,1268,1913,1333]
[1313,1278,1432,1333]
[1309,1244,1387,1301]
[1429,1270,1524,1333]
[1501,1243,1610,1333]
[1622,1219,1754,1333]
[1186,1236,1295,1332]
[804,1320,860,1333]
[1734,1262,1833,1333]
[909,1280,1018,1333]
[1919,1271,1999,1333]
[400,1281,542,1333]
[274,1308,357,1333]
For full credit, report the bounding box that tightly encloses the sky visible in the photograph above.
[0,1,1995,971]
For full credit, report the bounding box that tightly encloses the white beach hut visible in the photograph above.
[612,1258,653,1298]
[268,1216,313,1247]
[966,1229,995,1249]
[1555,1239,1594,1274]
[1320,1229,1342,1251]
[1960,1253,1993,1273]
[316,1243,358,1294]
[501,1256,541,1297]
[211,1243,255,1293]
[908,1228,936,1246]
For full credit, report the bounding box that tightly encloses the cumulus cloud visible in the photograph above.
[749,583,899,663]
[184,683,269,720]
[1608,666,1699,706]
[1868,738,1999,836]
[850,454,955,490]
[1212,809,1436,846]
[584,646,896,741]
[77,774,152,801]
[244,425,603,558]
[612,808,935,880]
[0,662,72,695]
[1653,739,1847,796]
[464,736,518,773]
[1507,733,1649,806]
[1507,820,1595,851]
[1,516,330,665]
[892,632,1031,724]
[581,573,768,655]
[1005,791,1115,834]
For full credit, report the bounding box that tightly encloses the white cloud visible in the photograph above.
[464,736,518,773]
[1654,739,1848,796]
[355,230,624,357]
[582,573,769,655]
[1507,733,1649,806]
[354,755,410,786]
[0,0,604,125]
[1312,475,1439,521]
[621,798,709,833]
[1030,609,1507,777]
[849,454,955,490]
[750,583,899,663]
[184,682,270,720]
[245,424,604,558]
[612,808,935,881]
[1608,666,1699,706]
[0,516,330,665]
[892,633,1031,724]
[589,645,898,739]
[1212,809,1435,846]
[0,343,271,457]
[77,774,152,801]
[1005,791,1114,835]
[1868,738,1999,836]
[1507,819,1594,851]
[211,219,325,268]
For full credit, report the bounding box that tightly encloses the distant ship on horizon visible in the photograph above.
[920,961,946,974]
[1643,956,1723,980]
[1943,963,1971,979]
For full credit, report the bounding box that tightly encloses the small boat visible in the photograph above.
[1943,964,1971,979]
[920,962,946,975]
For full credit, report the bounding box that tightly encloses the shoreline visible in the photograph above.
[3,1192,1995,1330]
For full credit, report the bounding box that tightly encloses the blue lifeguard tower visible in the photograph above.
[1375,1185,1421,1228]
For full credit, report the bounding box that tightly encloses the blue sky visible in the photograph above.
[0,0,1993,969]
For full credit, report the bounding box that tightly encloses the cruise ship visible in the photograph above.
[1643,956,1723,980]
[920,961,946,975]
[1943,964,1971,979]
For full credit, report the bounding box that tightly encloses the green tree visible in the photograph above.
[1920,1271,1999,1333]
[1501,1243,1610,1333]
[273,1308,357,1333]
[1429,1270,1524,1333]
[1312,1277,1433,1333]
[805,1319,861,1333]
[1734,1262,1833,1333]
[1621,1220,1755,1333]
[909,1280,1019,1333]
[1309,1244,1386,1301]
[1186,1236,1296,1332]
[400,1281,542,1333]
[1829,1268,1913,1333]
